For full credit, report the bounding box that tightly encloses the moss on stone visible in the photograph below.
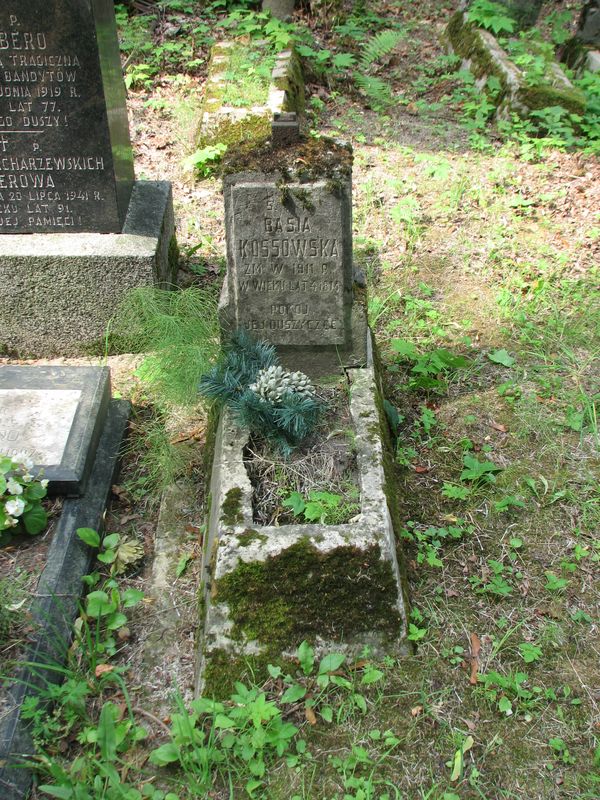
[215,537,401,650]
[221,487,244,527]
[237,528,268,546]
[516,83,586,116]
[198,112,272,150]
[446,11,510,95]
[221,135,353,181]
[201,648,298,699]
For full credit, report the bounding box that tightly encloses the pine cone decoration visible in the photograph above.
[249,365,314,404]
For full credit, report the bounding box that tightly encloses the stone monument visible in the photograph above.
[197,129,407,695]
[219,134,367,377]
[0,0,176,356]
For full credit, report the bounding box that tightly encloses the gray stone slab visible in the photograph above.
[0,398,129,800]
[0,0,134,233]
[0,180,176,357]
[196,343,409,695]
[0,365,110,495]
[229,178,350,347]
[221,160,368,377]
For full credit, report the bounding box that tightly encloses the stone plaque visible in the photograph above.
[0,365,111,495]
[0,0,134,234]
[228,181,350,346]
[0,388,80,464]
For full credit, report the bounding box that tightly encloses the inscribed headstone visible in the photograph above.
[0,0,134,233]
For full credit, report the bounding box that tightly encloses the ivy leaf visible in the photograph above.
[86,591,115,618]
[281,684,306,704]
[391,338,419,360]
[488,349,515,367]
[176,553,193,578]
[498,696,513,715]
[149,742,181,766]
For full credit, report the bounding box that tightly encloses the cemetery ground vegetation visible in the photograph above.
[1,0,598,797]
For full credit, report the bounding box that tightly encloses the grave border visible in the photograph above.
[0,399,130,800]
[0,365,111,496]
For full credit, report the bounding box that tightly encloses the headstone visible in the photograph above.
[220,140,367,376]
[0,0,134,233]
[0,365,111,496]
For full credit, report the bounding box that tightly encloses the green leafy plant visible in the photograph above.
[184,143,228,177]
[467,0,516,35]
[77,528,144,577]
[0,453,48,543]
[111,287,220,405]
[282,489,359,525]
[391,340,470,393]
[402,520,473,568]
[199,330,324,454]
[460,453,503,485]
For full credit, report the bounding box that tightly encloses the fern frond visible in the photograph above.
[354,72,394,110]
[358,29,403,72]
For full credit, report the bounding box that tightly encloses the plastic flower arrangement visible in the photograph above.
[1,453,49,543]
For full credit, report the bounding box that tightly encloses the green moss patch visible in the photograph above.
[221,487,244,527]
[215,538,401,650]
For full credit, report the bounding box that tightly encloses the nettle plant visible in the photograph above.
[0,453,49,543]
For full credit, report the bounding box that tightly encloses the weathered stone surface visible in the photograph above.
[197,43,304,149]
[577,1,600,46]
[0,365,110,495]
[0,181,176,357]
[262,0,296,22]
[226,176,349,347]
[0,398,129,800]
[445,12,587,119]
[0,0,134,233]
[196,354,409,696]
[587,49,600,71]
[220,149,368,376]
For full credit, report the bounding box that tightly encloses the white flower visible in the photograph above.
[40,479,49,489]
[12,453,34,471]
[4,516,18,528]
[6,478,23,495]
[5,497,25,517]
[21,473,34,484]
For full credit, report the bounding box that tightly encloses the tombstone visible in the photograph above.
[220,136,367,377]
[0,0,134,233]
[0,365,111,495]
[0,1,176,356]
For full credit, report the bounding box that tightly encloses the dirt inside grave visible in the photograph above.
[243,382,361,527]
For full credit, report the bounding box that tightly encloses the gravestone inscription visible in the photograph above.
[226,177,350,347]
[0,0,134,233]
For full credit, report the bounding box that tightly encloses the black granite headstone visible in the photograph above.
[0,0,134,233]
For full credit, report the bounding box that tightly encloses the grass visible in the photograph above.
[7,1,599,798]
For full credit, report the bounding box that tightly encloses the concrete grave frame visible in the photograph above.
[444,11,586,120]
[0,181,176,358]
[196,339,410,697]
[197,42,305,149]
[0,398,129,800]
[0,365,111,496]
